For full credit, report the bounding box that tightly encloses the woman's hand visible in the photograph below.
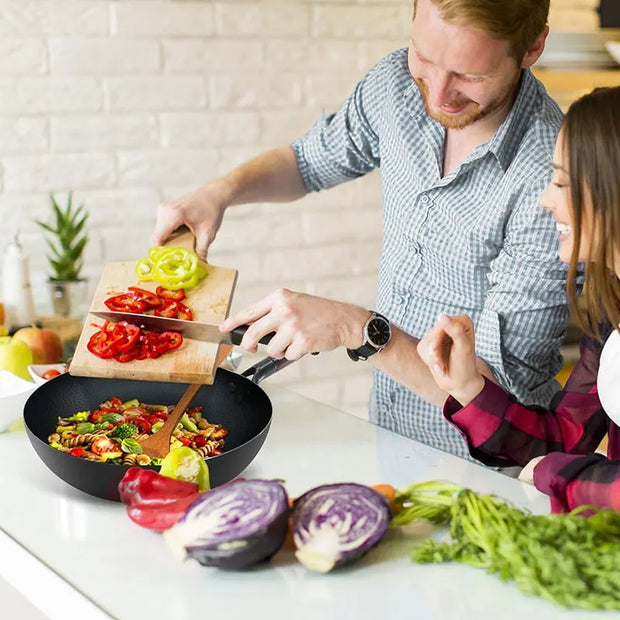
[220,288,371,360]
[417,313,485,406]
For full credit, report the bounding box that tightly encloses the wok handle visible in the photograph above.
[241,351,319,384]
[241,357,295,384]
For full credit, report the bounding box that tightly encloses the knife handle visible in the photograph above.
[229,325,275,347]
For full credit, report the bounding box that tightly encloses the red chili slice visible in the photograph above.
[154,300,193,321]
[113,322,141,353]
[156,286,186,301]
[160,331,183,351]
[134,417,152,434]
[104,294,147,314]
[128,286,162,309]
[87,331,114,359]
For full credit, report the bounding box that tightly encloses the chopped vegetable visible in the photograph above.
[118,468,202,532]
[87,320,183,363]
[121,438,143,454]
[111,422,138,440]
[164,479,289,569]
[292,483,391,573]
[160,446,210,492]
[394,480,620,610]
[135,246,207,290]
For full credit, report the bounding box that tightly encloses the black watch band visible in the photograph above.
[347,312,392,362]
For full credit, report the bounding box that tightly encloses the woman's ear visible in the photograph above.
[521,25,549,69]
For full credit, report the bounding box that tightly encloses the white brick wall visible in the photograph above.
[0,0,599,419]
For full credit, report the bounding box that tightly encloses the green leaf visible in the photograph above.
[43,193,90,280]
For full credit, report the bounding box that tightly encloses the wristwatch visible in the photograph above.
[347,312,392,361]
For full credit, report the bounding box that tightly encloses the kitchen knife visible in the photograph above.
[91,310,274,347]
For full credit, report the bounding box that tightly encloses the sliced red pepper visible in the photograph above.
[175,303,192,321]
[104,294,147,314]
[153,299,178,319]
[113,322,141,353]
[128,286,162,309]
[87,331,114,359]
[113,351,134,363]
[146,414,163,426]
[160,331,183,351]
[133,417,152,435]
[69,447,85,458]
[156,286,186,301]
[179,437,191,446]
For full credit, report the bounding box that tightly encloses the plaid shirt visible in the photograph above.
[444,324,620,512]
[292,48,568,458]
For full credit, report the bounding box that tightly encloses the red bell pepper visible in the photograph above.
[118,469,202,532]
[104,293,147,314]
[156,286,186,301]
[128,286,162,309]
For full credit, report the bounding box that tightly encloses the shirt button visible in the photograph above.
[394,294,405,305]
[419,194,431,205]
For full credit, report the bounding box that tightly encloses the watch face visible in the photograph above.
[367,316,391,347]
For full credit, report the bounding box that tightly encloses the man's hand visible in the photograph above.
[219,288,370,360]
[417,313,485,405]
[151,182,229,260]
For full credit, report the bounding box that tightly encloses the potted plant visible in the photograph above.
[36,192,90,318]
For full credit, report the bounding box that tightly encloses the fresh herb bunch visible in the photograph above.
[394,481,620,610]
[36,193,89,281]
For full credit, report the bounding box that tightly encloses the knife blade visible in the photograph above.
[91,310,273,347]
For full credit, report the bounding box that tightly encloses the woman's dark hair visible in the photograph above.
[564,87,620,338]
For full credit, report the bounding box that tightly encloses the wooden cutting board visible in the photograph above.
[70,256,238,385]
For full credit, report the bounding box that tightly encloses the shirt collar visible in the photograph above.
[403,68,541,172]
[487,69,539,172]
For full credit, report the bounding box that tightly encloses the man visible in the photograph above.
[153,0,568,460]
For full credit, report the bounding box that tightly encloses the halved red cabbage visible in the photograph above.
[292,483,391,573]
[164,479,289,569]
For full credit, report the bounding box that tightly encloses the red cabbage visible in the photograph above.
[163,479,289,569]
[292,483,391,573]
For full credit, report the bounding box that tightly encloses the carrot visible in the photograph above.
[371,484,401,514]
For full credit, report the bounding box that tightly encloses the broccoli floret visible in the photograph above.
[111,423,138,440]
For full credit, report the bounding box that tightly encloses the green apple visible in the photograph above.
[0,336,33,381]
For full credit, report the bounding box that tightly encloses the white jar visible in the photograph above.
[1,236,35,330]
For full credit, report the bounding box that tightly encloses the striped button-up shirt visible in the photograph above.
[291,48,568,459]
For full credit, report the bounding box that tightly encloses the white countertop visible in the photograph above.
[0,385,606,620]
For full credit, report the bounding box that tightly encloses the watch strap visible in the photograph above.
[346,311,391,362]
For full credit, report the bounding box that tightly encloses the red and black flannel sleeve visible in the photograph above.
[442,331,610,468]
[533,449,620,513]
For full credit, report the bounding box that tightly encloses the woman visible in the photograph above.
[418,86,620,513]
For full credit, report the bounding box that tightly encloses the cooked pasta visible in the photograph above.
[47,397,228,466]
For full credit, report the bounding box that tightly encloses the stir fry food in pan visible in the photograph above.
[47,397,227,466]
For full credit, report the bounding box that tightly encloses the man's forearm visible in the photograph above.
[370,325,497,408]
[370,327,448,407]
[220,145,307,207]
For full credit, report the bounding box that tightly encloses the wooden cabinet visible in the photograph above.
[533,68,620,110]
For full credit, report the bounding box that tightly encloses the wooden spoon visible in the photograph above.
[138,344,232,458]
[138,383,202,458]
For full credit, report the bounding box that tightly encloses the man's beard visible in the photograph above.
[414,76,519,130]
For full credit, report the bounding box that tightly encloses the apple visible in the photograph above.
[0,337,33,381]
[12,327,64,364]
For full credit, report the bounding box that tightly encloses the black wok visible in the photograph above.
[23,357,292,502]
